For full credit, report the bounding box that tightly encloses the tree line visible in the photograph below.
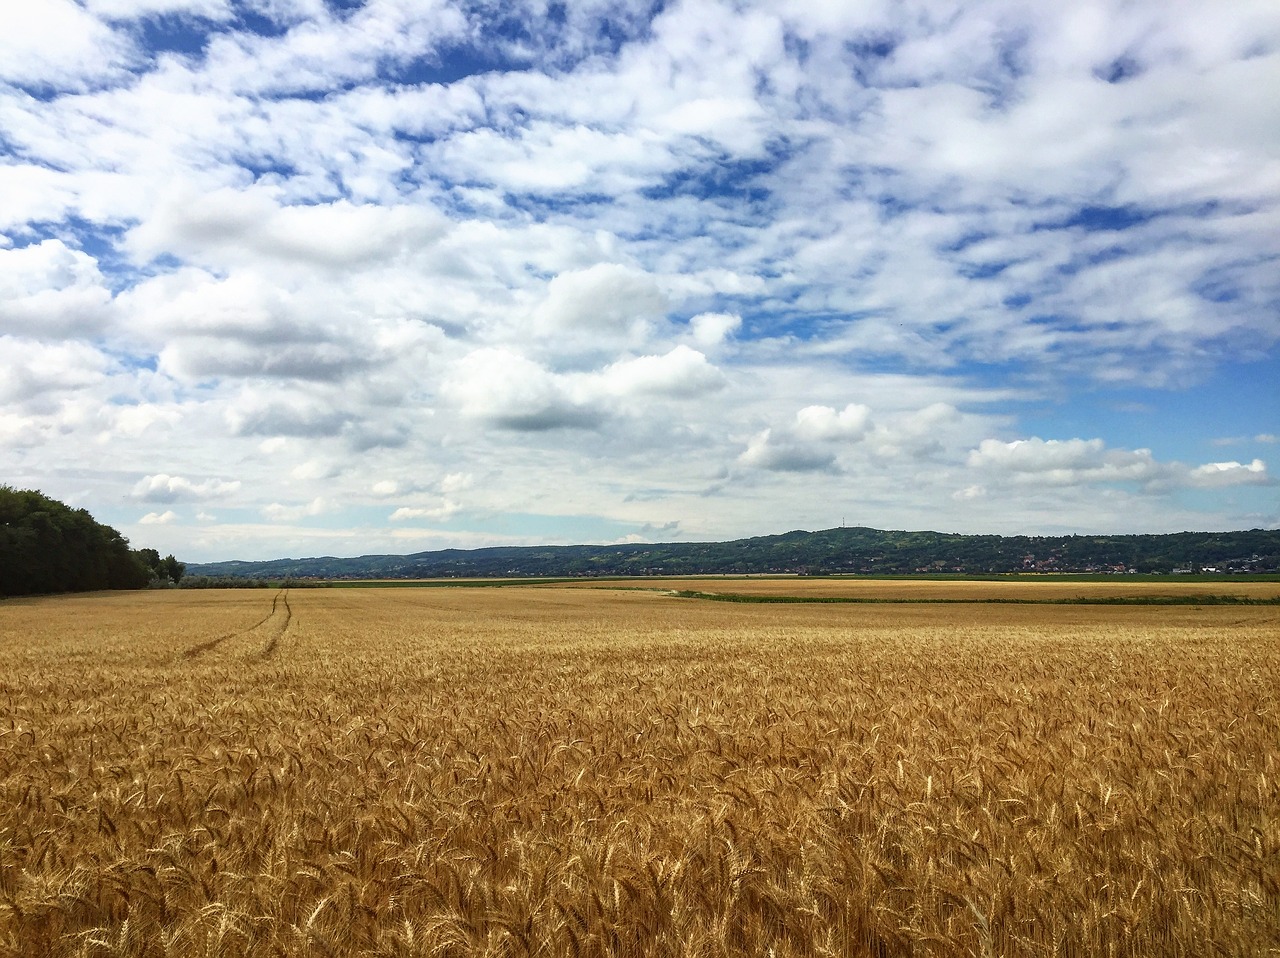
[0,486,184,597]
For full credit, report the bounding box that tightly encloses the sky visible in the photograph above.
[2,0,1278,563]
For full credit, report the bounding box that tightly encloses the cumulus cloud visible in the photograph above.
[440,472,473,494]
[444,348,602,431]
[739,428,838,473]
[0,1,136,89]
[738,403,873,473]
[380,471,471,522]
[127,190,449,271]
[593,346,726,398]
[1188,459,1270,488]
[133,473,241,503]
[162,338,375,383]
[445,343,728,432]
[969,437,1272,490]
[792,404,872,442]
[0,412,51,447]
[290,460,339,481]
[101,403,183,440]
[227,398,352,439]
[967,438,1161,485]
[0,339,110,407]
[344,419,412,452]
[120,269,386,385]
[86,0,232,18]
[0,241,113,339]
[139,510,178,525]
[532,264,668,336]
[868,403,965,460]
[688,312,742,348]
[390,502,460,522]
[261,497,329,522]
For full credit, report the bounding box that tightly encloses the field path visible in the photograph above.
[259,588,292,659]
[174,587,292,663]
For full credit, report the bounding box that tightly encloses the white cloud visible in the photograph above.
[738,403,873,473]
[444,348,602,431]
[593,346,725,399]
[0,241,113,339]
[101,403,183,440]
[444,343,727,434]
[440,472,472,494]
[968,438,1164,486]
[792,404,872,442]
[197,2,470,99]
[688,312,742,348]
[0,412,51,448]
[0,1,135,89]
[133,473,241,503]
[532,263,668,336]
[119,269,391,386]
[390,501,460,522]
[969,438,1272,490]
[738,428,837,473]
[431,122,673,194]
[291,460,339,481]
[261,497,329,522]
[0,338,110,407]
[868,403,964,460]
[139,510,178,525]
[1188,459,1270,488]
[227,395,352,439]
[85,0,233,20]
[126,189,449,271]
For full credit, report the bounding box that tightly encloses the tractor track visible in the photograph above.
[175,588,291,663]
[260,589,292,659]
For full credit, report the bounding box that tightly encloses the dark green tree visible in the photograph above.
[0,486,152,596]
[136,548,162,576]
[160,554,186,585]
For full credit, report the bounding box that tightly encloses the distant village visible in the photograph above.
[1010,552,1277,575]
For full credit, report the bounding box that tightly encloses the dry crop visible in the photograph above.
[564,574,1280,602]
[0,585,1276,956]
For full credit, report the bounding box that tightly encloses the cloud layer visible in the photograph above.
[2,0,1277,559]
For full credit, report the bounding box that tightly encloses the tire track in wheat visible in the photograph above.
[176,588,288,662]
[260,589,292,660]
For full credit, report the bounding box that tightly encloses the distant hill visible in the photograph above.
[188,527,1280,580]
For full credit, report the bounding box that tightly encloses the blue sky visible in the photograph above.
[2,0,1277,562]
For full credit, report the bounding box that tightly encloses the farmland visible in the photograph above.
[0,583,1277,956]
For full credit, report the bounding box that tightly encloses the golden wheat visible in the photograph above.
[0,585,1276,956]
[559,574,1280,601]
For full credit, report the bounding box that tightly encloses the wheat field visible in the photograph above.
[564,574,1280,601]
[0,584,1276,956]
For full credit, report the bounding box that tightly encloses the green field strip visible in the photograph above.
[663,590,1280,606]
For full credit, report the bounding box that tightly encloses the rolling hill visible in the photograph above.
[187,526,1280,580]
